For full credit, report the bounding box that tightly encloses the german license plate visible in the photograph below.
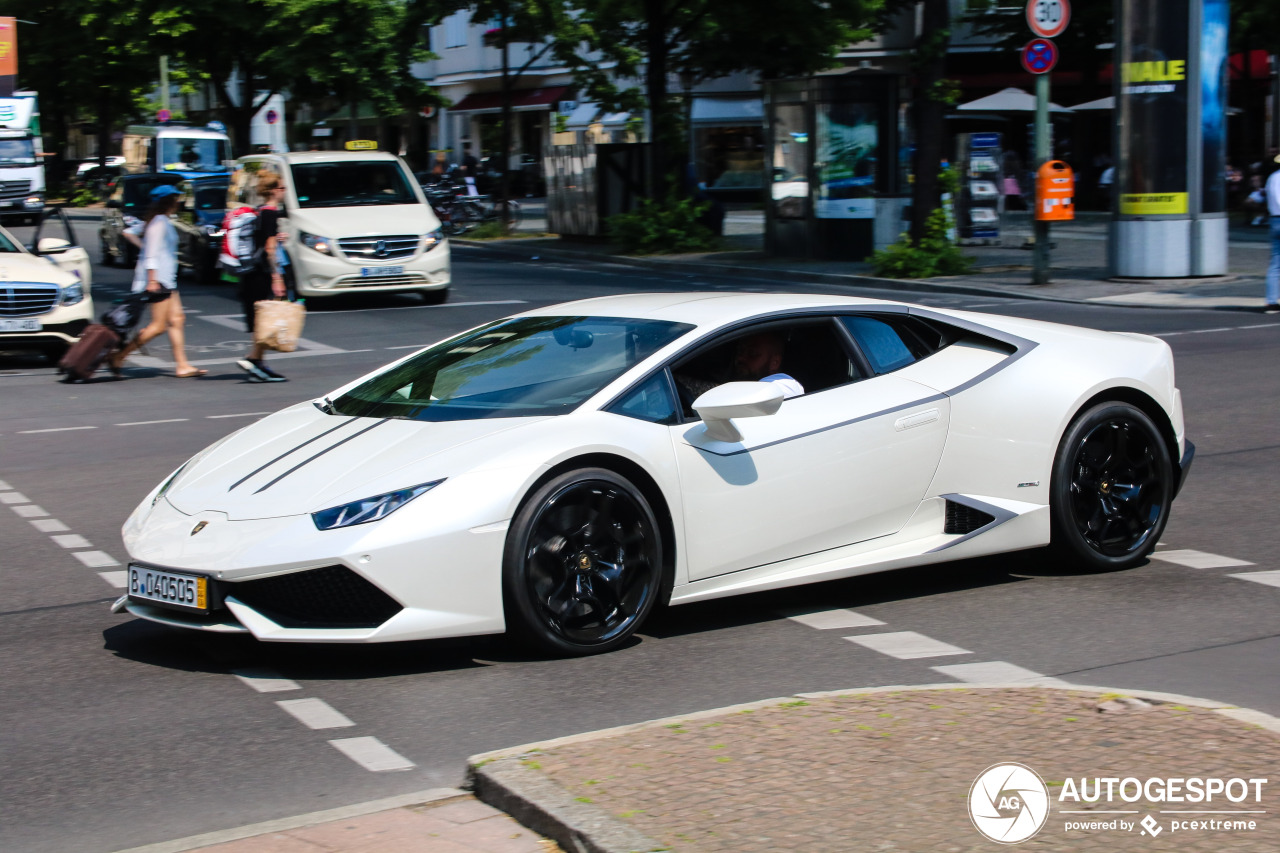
[360,265,404,278]
[0,318,40,332]
[128,565,208,612]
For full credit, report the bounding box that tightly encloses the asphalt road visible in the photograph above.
[2,221,1278,852]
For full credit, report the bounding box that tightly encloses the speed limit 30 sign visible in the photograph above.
[1026,0,1070,39]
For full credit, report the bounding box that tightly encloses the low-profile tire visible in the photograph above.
[419,288,448,305]
[1049,401,1174,570]
[503,468,665,656]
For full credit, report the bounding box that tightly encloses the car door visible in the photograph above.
[669,316,951,581]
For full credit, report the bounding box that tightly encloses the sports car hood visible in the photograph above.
[165,404,545,520]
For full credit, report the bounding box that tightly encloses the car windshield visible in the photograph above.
[192,185,227,209]
[332,316,693,421]
[290,161,418,208]
[159,137,229,173]
[0,138,37,166]
[123,178,180,209]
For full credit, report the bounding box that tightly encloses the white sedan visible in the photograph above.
[115,293,1193,655]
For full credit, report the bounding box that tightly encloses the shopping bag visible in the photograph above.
[253,300,306,352]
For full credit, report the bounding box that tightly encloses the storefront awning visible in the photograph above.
[448,86,569,115]
[692,97,764,126]
[563,102,632,129]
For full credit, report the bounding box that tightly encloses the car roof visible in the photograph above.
[516,292,904,327]
[240,151,400,165]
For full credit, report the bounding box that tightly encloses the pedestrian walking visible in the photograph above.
[1265,157,1280,314]
[235,172,289,382]
[109,185,206,377]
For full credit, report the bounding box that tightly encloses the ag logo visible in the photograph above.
[969,763,1050,844]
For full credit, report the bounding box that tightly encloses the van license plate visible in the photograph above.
[0,318,41,332]
[360,266,404,278]
[128,565,208,613]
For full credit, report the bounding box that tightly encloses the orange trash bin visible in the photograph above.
[1035,161,1075,221]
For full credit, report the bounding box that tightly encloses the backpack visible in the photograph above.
[218,205,264,273]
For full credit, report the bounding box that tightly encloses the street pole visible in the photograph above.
[1032,71,1050,285]
[159,56,170,114]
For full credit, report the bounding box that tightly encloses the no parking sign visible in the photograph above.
[1021,38,1058,75]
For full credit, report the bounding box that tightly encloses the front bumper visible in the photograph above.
[116,496,506,642]
[293,244,450,297]
[0,318,92,351]
[1175,440,1195,498]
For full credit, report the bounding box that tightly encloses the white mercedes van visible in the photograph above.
[232,151,449,302]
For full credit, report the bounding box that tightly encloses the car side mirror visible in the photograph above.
[692,381,784,443]
[37,237,72,255]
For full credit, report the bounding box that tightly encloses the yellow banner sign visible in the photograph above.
[1119,193,1188,215]
[344,140,378,150]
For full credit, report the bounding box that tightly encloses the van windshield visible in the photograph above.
[159,137,229,173]
[289,161,418,208]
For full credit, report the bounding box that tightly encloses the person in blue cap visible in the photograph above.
[110,184,206,377]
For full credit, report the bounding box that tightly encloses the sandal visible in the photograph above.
[174,368,208,378]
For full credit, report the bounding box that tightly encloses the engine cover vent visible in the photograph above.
[944,500,996,535]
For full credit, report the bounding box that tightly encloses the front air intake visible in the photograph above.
[944,500,996,535]
[229,565,402,628]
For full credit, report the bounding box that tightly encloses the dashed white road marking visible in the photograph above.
[16,426,97,434]
[50,533,91,549]
[277,698,355,730]
[1229,570,1280,589]
[329,737,415,772]
[12,504,48,517]
[1149,549,1254,569]
[932,661,1069,685]
[98,571,127,589]
[1154,323,1279,338]
[232,668,301,693]
[0,491,29,504]
[29,518,69,532]
[116,418,189,427]
[0,479,9,489]
[207,412,269,419]
[844,631,971,660]
[785,608,886,630]
[72,550,120,568]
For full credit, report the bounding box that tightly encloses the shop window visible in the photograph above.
[697,126,764,196]
[770,104,808,219]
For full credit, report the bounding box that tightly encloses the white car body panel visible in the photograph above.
[117,293,1192,644]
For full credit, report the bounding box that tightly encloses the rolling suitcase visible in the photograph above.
[58,324,121,382]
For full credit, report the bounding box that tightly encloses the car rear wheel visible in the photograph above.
[1050,402,1173,570]
[503,468,663,656]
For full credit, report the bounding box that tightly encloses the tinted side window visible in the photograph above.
[840,315,949,375]
[608,372,679,425]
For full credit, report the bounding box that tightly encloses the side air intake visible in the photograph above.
[944,500,996,535]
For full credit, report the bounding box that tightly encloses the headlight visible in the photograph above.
[299,230,334,256]
[422,228,445,252]
[24,195,42,209]
[60,281,85,305]
[311,480,444,531]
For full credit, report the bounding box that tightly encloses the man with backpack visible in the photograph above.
[225,172,288,382]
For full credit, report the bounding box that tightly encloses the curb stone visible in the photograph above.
[453,238,1270,311]
[470,758,666,853]
[465,682,1280,853]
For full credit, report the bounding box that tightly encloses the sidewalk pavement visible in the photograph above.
[151,683,1280,853]
[458,210,1279,313]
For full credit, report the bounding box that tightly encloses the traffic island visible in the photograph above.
[469,684,1280,853]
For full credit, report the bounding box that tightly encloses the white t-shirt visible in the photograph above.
[1265,169,1280,217]
[131,215,179,292]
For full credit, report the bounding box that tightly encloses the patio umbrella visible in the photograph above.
[1069,96,1114,111]
[956,87,1072,113]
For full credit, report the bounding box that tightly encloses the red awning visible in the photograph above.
[448,86,569,114]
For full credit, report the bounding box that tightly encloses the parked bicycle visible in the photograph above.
[423,181,521,236]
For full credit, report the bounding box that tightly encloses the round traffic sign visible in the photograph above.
[266,109,279,125]
[1026,0,1070,39]
[1021,38,1058,75]
[157,108,172,123]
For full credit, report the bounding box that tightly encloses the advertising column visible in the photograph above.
[1112,0,1227,277]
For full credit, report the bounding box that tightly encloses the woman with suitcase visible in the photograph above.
[109,185,206,378]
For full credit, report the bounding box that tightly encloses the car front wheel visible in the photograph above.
[503,468,664,656]
[1050,401,1173,570]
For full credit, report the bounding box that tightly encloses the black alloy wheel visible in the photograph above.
[1050,402,1173,569]
[503,468,664,656]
